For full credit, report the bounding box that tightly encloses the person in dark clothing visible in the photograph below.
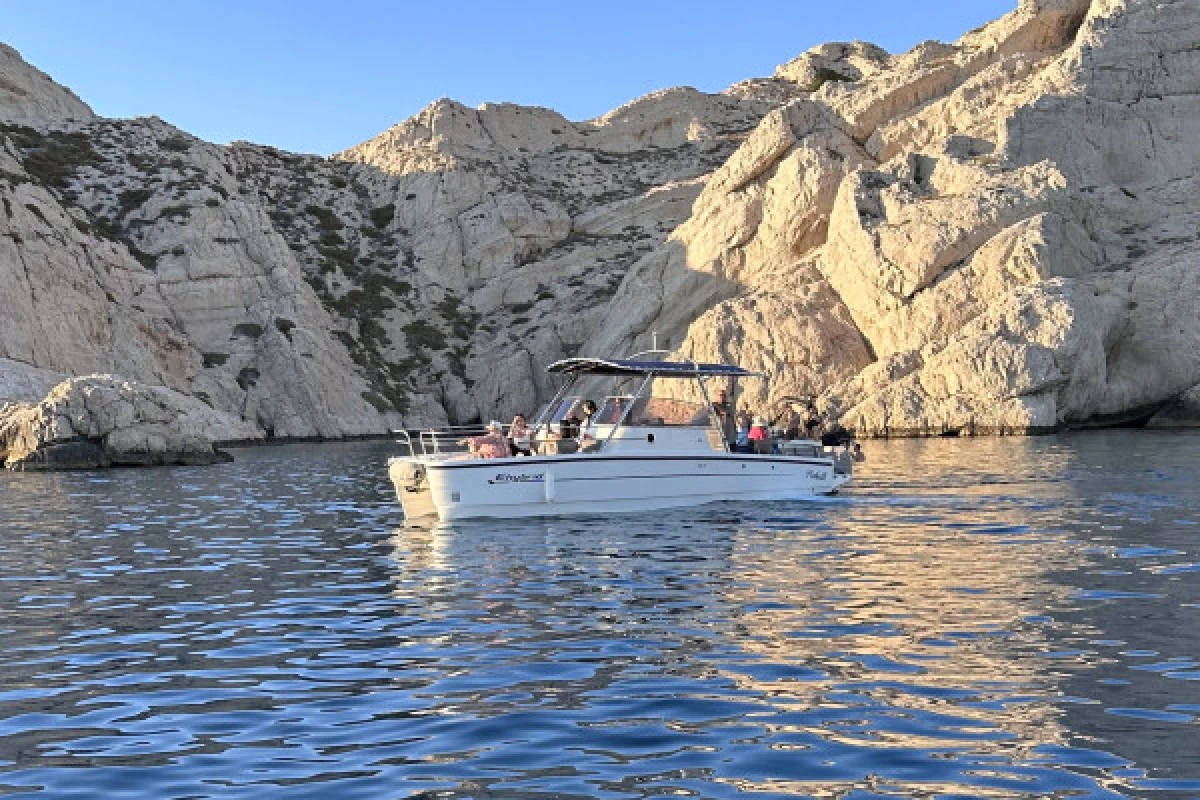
[713,389,736,450]
[804,405,824,440]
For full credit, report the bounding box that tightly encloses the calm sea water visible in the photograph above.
[0,432,1197,799]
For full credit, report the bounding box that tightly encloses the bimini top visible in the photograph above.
[547,358,761,379]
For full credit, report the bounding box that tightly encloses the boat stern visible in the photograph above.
[388,457,439,519]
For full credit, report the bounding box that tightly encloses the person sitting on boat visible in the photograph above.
[735,414,751,453]
[851,442,865,462]
[748,415,771,454]
[460,421,509,459]
[578,399,603,452]
[554,420,579,454]
[508,414,532,457]
[781,405,803,440]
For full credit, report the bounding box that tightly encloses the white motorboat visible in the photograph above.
[388,357,853,521]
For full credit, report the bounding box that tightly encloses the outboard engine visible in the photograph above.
[388,459,437,519]
[391,460,426,492]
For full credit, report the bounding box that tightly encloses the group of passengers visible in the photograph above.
[461,391,863,462]
[713,390,864,462]
[459,399,604,459]
[458,414,535,459]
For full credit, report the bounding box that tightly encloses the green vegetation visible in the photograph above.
[126,242,159,270]
[157,134,192,152]
[232,323,264,339]
[274,317,296,338]
[117,188,153,215]
[205,197,219,207]
[201,352,229,367]
[436,294,480,340]
[402,319,448,352]
[331,175,348,189]
[362,390,392,413]
[369,203,395,229]
[0,124,103,187]
[304,204,342,231]
[505,301,534,314]
[317,244,358,275]
[159,204,192,220]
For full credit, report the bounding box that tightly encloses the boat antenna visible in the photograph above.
[652,331,658,351]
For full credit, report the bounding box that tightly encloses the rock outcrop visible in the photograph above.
[0,44,94,126]
[0,375,260,470]
[2,0,1199,453]
[1148,385,1200,430]
[591,0,1200,434]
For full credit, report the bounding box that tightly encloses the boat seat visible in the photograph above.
[540,438,578,455]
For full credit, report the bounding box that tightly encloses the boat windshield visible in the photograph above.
[626,397,711,426]
[536,395,712,427]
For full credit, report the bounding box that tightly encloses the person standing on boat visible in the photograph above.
[748,415,771,454]
[781,405,803,440]
[735,414,751,453]
[713,389,736,450]
[804,404,825,440]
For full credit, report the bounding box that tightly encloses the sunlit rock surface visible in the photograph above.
[2,0,1198,451]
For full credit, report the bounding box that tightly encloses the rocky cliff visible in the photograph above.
[1,0,1198,460]
[596,0,1200,435]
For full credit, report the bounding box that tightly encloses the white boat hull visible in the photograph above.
[390,452,848,521]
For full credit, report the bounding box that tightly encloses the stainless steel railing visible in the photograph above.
[393,425,497,458]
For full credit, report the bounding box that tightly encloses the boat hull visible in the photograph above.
[390,452,848,521]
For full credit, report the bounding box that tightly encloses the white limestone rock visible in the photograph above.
[0,43,94,126]
[0,357,65,404]
[0,375,261,470]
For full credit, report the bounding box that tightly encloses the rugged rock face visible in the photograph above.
[0,54,800,444]
[0,375,259,469]
[1,0,1199,450]
[594,0,1200,434]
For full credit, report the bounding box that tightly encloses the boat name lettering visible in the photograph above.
[806,470,828,480]
[488,473,545,485]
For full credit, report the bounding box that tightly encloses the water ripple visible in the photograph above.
[0,433,1198,797]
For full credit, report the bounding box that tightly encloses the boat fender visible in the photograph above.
[544,470,556,503]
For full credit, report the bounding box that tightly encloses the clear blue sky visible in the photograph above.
[5,1,1014,156]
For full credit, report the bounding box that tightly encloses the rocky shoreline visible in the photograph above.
[0,375,259,470]
[4,372,1197,472]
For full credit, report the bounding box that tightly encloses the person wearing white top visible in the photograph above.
[508,414,532,456]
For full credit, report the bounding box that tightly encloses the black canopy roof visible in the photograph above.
[546,358,761,378]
